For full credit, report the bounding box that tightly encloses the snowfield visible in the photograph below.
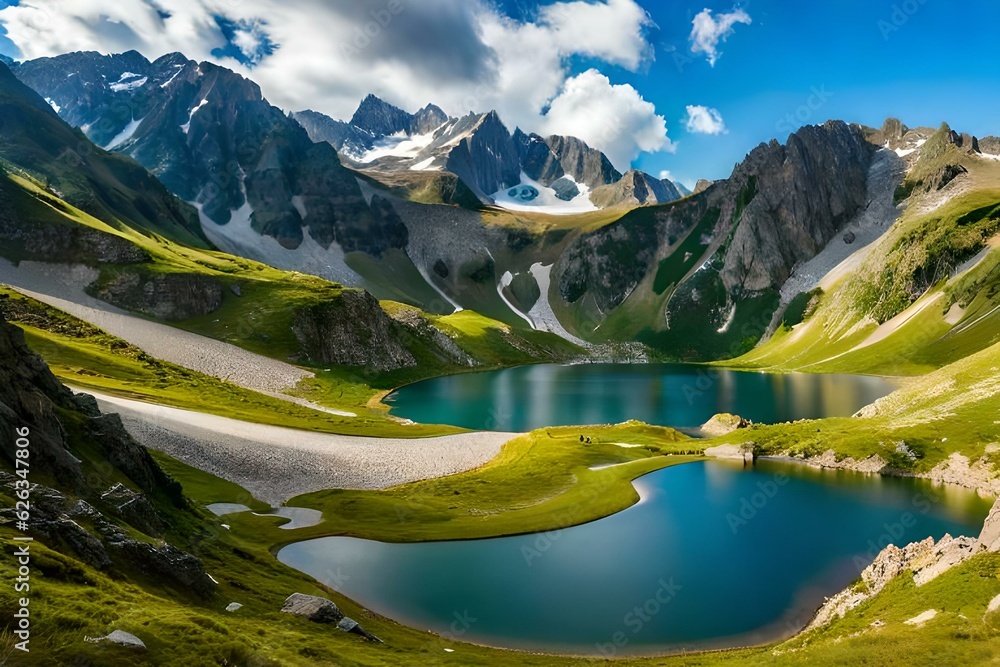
[491,172,598,215]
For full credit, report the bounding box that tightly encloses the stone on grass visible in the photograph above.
[338,616,382,643]
[86,630,146,650]
[281,593,344,624]
[226,602,243,612]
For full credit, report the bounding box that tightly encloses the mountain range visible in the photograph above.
[4,50,1000,365]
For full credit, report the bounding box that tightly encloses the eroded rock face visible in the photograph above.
[589,170,682,208]
[978,498,1000,553]
[92,271,224,321]
[810,498,1000,630]
[555,121,875,355]
[281,593,344,624]
[292,290,417,371]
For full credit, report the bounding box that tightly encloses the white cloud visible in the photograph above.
[684,105,727,135]
[0,0,671,168]
[541,69,673,169]
[689,7,751,66]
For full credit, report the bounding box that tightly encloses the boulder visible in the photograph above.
[701,413,751,436]
[225,602,243,613]
[550,177,581,202]
[281,593,344,624]
[100,483,165,536]
[86,630,146,650]
[337,616,382,642]
[843,230,857,244]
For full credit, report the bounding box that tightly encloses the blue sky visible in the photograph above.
[578,0,1000,185]
[1,0,998,187]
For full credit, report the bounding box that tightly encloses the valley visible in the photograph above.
[0,36,999,667]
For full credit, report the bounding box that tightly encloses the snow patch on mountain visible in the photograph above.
[526,263,587,345]
[182,98,209,134]
[110,72,148,92]
[104,117,143,150]
[491,172,597,215]
[360,131,435,163]
[497,270,536,329]
[45,97,60,113]
[410,157,439,171]
[196,200,365,288]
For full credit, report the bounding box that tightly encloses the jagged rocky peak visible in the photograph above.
[589,170,682,208]
[512,128,622,191]
[350,94,416,136]
[442,110,522,200]
[412,103,449,134]
[693,179,715,194]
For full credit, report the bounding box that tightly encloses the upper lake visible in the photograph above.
[386,363,897,431]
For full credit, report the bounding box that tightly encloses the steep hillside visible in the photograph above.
[733,121,1000,375]
[552,121,877,358]
[0,61,206,249]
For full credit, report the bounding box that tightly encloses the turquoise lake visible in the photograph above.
[385,363,898,432]
[278,460,993,656]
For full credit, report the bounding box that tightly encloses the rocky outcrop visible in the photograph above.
[980,136,1000,155]
[978,498,1000,552]
[338,617,382,642]
[701,413,751,436]
[292,290,417,370]
[281,593,344,624]
[0,311,86,487]
[91,271,224,321]
[441,111,521,200]
[809,496,1000,630]
[513,129,622,191]
[555,121,875,356]
[387,306,478,368]
[589,170,682,208]
[0,175,151,265]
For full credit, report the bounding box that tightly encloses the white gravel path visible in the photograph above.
[88,390,516,506]
[0,259,314,396]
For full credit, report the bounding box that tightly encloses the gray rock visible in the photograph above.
[230,284,242,297]
[226,602,243,612]
[281,593,345,624]
[977,497,1000,553]
[843,230,857,244]
[92,271,225,321]
[550,177,581,202]
[101,483,165,537]
[87,630,146,650]
[337,616,382,642]
[292,290,417,371]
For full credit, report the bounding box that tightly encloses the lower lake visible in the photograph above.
[277,460,993,656]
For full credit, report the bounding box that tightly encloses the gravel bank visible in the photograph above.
[0,260,313,396]
[89,390,515,505]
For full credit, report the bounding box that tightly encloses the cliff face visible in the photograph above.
[442,112,522,200]
[91,271,225,321]
[0,311,217,597]
[555,121,877,357]
[720,121,873,293]
[292,290,418,371]
[513,130,622,190]
[589,170,683,208]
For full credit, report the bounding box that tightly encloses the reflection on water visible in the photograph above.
[387,363,897,431]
